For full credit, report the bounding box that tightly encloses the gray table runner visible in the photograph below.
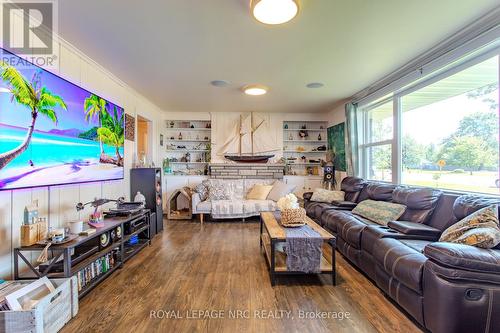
[273,212,322,273]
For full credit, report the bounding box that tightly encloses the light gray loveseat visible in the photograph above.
[192,178,278,223]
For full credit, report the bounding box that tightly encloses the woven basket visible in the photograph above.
[281,208,306,227]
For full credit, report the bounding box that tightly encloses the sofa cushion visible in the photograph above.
[305,202,332,221]
[323,210,376,249]
[246,184,273,200]
[310,189,345,203]
[440,205,500,249]
[387,221,441,240]
[267,180,296,202]
[364,183,397,201]
[392,186,442,223]
[194,180,210,201]
[453,195,500,220]
[243,200,276,214]
[424,242,500,274]
[373,238,429,294]
[208,182,231,200]
[352,200,406,226]
[340,177,366,202]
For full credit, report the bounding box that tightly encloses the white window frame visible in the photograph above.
[358,45,500,190]
[359,97,395,182]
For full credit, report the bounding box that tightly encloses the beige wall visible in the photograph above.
[327,100,348,127]
[0,26,164,279]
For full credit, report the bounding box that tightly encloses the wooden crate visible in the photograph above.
[20,221,48,247]
[0,277,78,333]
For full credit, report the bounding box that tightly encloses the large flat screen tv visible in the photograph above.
[0,48,124,190]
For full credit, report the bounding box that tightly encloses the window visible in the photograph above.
[359,52,500,195]
[360,101,393,181]
[401,56,499,194]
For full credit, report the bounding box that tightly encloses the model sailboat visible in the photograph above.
[219,113,277,163]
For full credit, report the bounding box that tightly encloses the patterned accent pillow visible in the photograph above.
[208,182,231,201]
[310,189,345,203]
[194,180,210,201]
[352,200,407,225]
[439,205,500,249]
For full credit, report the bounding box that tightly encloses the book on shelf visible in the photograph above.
[76,248,120,292]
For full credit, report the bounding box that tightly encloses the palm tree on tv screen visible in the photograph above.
[84,93,108,158]
[0,62,67,170]
[98,105,124,166]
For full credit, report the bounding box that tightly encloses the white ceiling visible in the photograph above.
[58,0,499,113]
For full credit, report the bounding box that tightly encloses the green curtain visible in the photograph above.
[345,102,359,176]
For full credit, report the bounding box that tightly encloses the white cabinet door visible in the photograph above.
[284,176,306,198]
[305,178,323,192]
[187,176,208,188]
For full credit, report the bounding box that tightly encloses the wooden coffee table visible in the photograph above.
[260,212,336,286]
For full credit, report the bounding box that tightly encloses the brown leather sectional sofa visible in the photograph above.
[304,177,500,333]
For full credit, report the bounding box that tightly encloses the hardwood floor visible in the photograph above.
[62,219,422,333]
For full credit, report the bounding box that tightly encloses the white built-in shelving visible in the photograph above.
[282,120,328,176]
[163,120,211,175]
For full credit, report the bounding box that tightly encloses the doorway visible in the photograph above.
[137,115,153,166]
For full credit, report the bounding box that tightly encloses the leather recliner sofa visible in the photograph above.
[304,177,500,333]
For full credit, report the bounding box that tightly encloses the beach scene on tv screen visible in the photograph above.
[0,51,124,190]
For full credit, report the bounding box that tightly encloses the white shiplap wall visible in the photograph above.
[0,19,164,279]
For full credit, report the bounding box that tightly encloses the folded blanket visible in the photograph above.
[211,200,244,219]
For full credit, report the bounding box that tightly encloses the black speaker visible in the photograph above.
[131,168,163,236]
[323,164,336,189]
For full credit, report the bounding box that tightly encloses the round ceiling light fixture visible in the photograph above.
[210,80,231,87]
[242,84,268,96]
[306,82,324,88]
[251,0,299,25]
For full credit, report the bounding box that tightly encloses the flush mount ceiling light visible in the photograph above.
[306,82,324,88]
[210,80,230,87]
[242,84,268,96]
[251,0,299,25]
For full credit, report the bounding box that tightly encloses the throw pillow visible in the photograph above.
[310,188,345,203]
[439,205,500,249]
[267,180,296,202]
[246,184,273,200]
[208,182,231,201]
[352,200,407,225]
[193,180,210,201]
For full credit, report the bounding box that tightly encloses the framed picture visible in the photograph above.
[5,277,55,311]
[160,134,164,146]
[125,113,135,141]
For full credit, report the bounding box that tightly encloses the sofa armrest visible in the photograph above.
[192,192,202,214]
[387,221,441,240]
[303,192,313,201]
[424,242,500,274]
[331,201,357,209]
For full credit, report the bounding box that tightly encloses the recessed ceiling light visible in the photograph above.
[306,82,324,88]
[210,80,230,87]
[251,0,299,25]
[243,84,268,96]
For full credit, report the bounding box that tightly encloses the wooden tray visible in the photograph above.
[36,234,78,245]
